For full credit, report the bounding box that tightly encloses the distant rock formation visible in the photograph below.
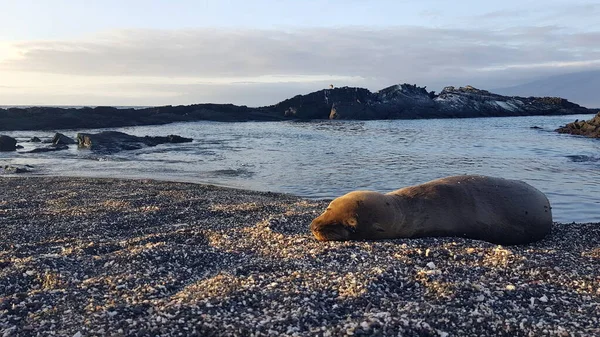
[0,84,594,131]
[0,105,283,131]
[556,112,600,138]
[433,86,589,117]
[277,84,591,120]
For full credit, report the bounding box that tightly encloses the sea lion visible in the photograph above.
[310,175,552,245]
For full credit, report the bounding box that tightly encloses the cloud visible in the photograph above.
[462,3,600,29]
[478,60,600,72]
[469,9,525,21]
[1,25,599,105]
[541,3,600,20]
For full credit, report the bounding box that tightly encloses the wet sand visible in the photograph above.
[1,177,599,336]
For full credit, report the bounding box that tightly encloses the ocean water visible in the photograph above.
[1,114,599,223]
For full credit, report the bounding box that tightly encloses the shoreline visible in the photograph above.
[1,176,599,336]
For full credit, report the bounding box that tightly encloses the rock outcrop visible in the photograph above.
[0,84,594,131]
[21,144,69,154]
[276,85,591,120]
[433,86,589,118]
[556,112,600,138]
[77,131,193,154]
[52,133,77,145]
[0,105,283,131]
[1,164,33,174]
[0,135,17,151]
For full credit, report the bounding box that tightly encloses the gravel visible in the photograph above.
[1,176,599,336]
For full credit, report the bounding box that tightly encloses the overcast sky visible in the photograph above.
[0,0,599,106]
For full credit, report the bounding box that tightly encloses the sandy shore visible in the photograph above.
[0,177,599,336]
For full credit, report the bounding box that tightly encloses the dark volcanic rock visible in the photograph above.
[77,131,193,154]
[274,84,592,120]
[146,134,194,144]
[0,84,594,131]
[275,87,375,119]
[21,144,69,153]
[329,101,378,120]
[0,104,283,131]
[274,84,437,120]
[29,137,41,142]
[1,164,33,174]
[556,112,600,138]
[0,135,17,151]
[433,86,590,118]
[371,84,437,119]
[77,131,146,153]
[52,132,76,145]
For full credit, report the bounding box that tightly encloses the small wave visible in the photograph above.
[76,155,129,162]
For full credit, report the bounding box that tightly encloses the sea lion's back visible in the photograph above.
[390,175,552,244]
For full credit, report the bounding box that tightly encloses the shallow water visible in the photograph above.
[2,114,599,223]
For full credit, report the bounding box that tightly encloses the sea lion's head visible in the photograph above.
[310,191,395,241]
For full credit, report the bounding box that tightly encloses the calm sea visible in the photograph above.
[2,114,599,223]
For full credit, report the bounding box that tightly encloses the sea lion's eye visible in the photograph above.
[347,218,358,227]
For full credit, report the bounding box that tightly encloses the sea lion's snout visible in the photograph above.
[310,194,366,241]
[310,219,351,241]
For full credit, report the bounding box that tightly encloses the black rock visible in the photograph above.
[143,134,194,145]
[52,133,76,145]
[21,144,69,153]
[30,137,41,142]
[274,84,592,120]
[0,104,283,131]
[77,131,146,153]
[1,164,33,174]
[0,135,17,151]
[77,131,193,154]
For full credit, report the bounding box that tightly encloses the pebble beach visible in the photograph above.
[1,176,599,336]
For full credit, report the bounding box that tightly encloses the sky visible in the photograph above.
[0,0,599,107]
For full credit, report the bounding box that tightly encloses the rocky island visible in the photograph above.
[0,84,594,131]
